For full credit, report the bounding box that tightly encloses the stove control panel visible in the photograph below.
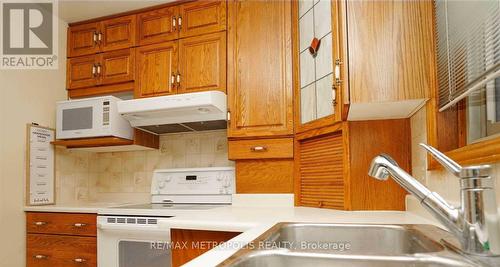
[151,167,235,196]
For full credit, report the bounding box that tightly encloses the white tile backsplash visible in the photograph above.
[315,32,333,80]
[314,0,332,39]
[316,74,334,119]
[299,8,314,52]
[55,130,233,203]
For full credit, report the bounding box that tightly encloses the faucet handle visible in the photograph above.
[420,143,491,178]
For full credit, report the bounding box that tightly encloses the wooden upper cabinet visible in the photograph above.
[179,0,227,38]
[227,0,293,138]
[67,55,98,89]
[101,15,137,52]
[67,22,100,57]
[100,48,135,85]
[346,0,432,104]
[137,6,179,46]
[135,42,178,98]
[178,32,226,94]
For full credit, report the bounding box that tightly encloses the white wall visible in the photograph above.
[0,19,67,267]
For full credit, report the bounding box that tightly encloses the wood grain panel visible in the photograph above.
[26,212,97,237]
[228,138,293,160]
[236,159,294,193]
[100,48,135,85]
[67,82,134,98]
[227,0,293,138]
[101,15,137,52]
[171,229,240,267]
[27,234,96,267]
[179,0,227,38]
[347,0,433,103]
[297,132,346,209]
[178,32,226,93]
[67,22,100,57]
[348,120,409,210]
[135,41,178,98]
[66,55,97,89]
[52,129,158,150]
[137,6,179,46]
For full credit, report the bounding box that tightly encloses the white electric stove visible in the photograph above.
[97,167,235,267]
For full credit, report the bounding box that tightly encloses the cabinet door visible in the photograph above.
[135,42,178,98]
[137,6,179,46]
[100,15,136,52]
[67,22,100,57]
[67,55,98,89]
[179,0,227,38]
[178,32,226,94]
[100,48,135,85]
[227,0,293,138]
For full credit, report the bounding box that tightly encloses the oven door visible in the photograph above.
[97,217,171,267]
[56,99,107,139]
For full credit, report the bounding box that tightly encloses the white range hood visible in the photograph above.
[117,91,227,134]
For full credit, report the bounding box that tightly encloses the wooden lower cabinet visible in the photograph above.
[27,234,96,267]
[26,212,97,267]
[295,120,410,211]
[171,229,241,267]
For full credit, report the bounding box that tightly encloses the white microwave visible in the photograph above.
[56,96,133,140]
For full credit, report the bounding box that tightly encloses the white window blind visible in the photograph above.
[435,0,500,112]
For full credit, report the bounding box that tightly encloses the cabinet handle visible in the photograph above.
[176,72,181,88]
[74,258,86,263]
[34,255,47,259]
[96,63,101,75]
[251,146,267,152]
[34,221,47,226]
[73,223,86,227]
[171,72,176,88]
[334,59,342,85]
[98,31,102,43]
[178,16,182,30]
[172,16,177,31]
[93,31,98,44]
[92,64,97,76]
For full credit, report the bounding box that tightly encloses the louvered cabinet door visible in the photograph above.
[297,131,347,210]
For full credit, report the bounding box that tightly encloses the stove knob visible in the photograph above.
[158,181,166,189]
[216,173,223,181]
[219,188,224,194]
[165,176,172,183]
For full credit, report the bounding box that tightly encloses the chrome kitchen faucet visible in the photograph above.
[368,143,500,258]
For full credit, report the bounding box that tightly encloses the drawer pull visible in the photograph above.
[251,146,268,152]
[73,223,87,227]
[34,255,47,259]
[34,221,47,226]
[74,258,86,263]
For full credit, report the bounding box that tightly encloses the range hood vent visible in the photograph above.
[117,91,227,135]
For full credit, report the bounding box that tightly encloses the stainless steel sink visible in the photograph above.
[261,223,444,255]
[226,250,474,267]
[218,223,484,267]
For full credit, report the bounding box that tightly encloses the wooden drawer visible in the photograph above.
[27,234,96,267]
[26,212,97,237]
[228,138,293,160]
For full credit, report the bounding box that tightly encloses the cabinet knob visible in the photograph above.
[251,146,267,152]
[96,63,101,75]
[97,32,103,43]
[93,31,98,44]
[172,16,177,31]
[92,64,97,76]
[34,255,47,259]
[34,221,47,226]
[74,258,86,263]
[171,72,176,88]
[73,223,87,227]
[176,72,181,88]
